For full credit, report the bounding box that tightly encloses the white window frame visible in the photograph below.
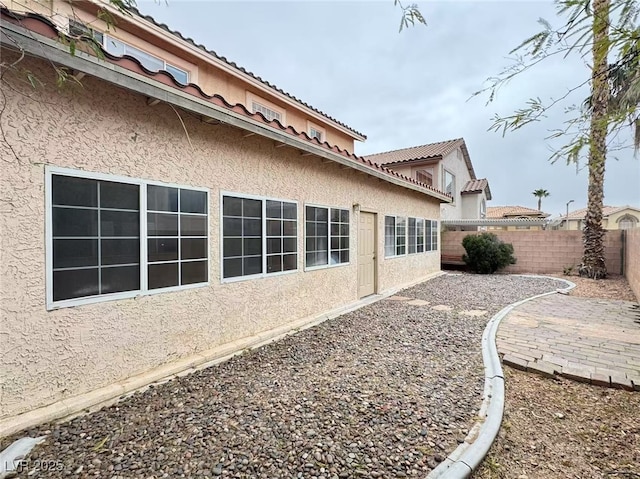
[304,203,351,272]
[220,191,299,283]
[246,92,286,124]
[425,219,439,252]
[307,121,326,142]
[443,169,456,201]
[384,215,407,258]
[45,166,209,310]
[102,34,189,84]
[408,217,426,254]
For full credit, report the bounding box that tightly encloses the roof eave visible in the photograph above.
[378,156,442,167]
[0,19,448,203]
[458,141,477,180]
[83,0,367,141]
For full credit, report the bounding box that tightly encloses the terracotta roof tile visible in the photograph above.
[461,178,488,194]
[0,8,451,202]
[564,205,640,220]
[487,206,549,219]
[128,7,366,140]
[364,139,464,165]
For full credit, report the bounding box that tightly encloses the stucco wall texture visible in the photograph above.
[0,58,441,420]
[624,228,640,301]
[442,230,624,275]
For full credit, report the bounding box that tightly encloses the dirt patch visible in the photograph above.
[474,274,640,479]
[563,273,638,302]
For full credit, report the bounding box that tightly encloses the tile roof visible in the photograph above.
[364,138,464,165]
[0,8,450,202]
[564,205,640,220]
[460,178,491,200]
[487,206,550,219]
[363,138,478,184]
[127,7,366,140]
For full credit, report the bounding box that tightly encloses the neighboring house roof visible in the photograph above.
[0,8,451,203]
[564,205,640,220]
[460,178,492,200]
[125,6,366,141]
[363,138,477,181]
[487,206,550,219]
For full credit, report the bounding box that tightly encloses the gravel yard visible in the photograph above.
[4,274,566,479]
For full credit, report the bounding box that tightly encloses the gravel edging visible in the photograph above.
[427,275,576,479]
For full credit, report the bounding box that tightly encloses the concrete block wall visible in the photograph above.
[442,230,624,275]
[624,228,640,301]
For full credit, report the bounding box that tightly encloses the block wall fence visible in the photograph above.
[441,230,625,277]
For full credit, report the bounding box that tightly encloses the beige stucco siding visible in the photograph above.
[565,208,640,230]
[0,57,440,419]
[439,149,471,221]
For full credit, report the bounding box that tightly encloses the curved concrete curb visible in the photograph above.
[427,275,575,479]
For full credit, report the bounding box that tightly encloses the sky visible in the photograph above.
[137,0,640,217]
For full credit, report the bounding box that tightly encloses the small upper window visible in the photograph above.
[102,34,189,84]
[307,122,325,142]
[415,169,433,187]
[252,102,282,122]
[309,127,323,142]
[68,19,104,44]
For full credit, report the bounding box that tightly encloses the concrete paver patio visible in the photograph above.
[497,293,640,390]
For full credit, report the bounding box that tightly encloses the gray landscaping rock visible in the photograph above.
[3,274,566,478]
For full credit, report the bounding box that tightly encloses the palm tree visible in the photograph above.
[532,188,550,211]
[579,0,610,279]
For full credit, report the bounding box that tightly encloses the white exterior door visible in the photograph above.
[358,212,376,298]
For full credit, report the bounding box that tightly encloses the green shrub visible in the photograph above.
[461,233,516,274]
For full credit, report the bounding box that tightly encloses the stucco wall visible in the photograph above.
[624,228,640,301]
[442,230,624,275]
[439,149,471,221]
[460,193,485,219]
[564,208,640,231]
[0,56,441,419]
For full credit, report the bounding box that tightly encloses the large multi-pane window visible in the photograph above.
[266,200,298,273]
[384,216,406,257]
[47,168,208,309]
[222,194,297,280]
[407,217,426,254]
[431,220,439,251]
[425,219,439,251]
[416,219,425,253]
[147,186,208,289]
[305,205,349,268]
[386,216,435,258]
[408,218,417,254]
